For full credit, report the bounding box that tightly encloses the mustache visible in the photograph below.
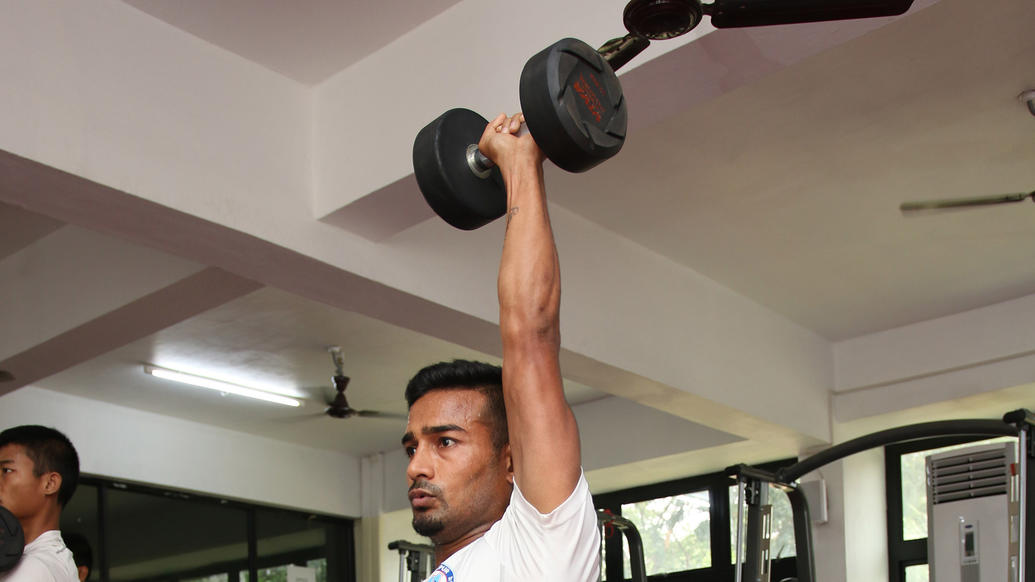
[409,479,442,496]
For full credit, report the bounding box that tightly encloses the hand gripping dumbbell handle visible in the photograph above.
[465,144,496,179]
[465,115,540,179]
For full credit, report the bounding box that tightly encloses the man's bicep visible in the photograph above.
[503,346,582,512]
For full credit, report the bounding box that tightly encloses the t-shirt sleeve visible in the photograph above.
[492,471,600,581]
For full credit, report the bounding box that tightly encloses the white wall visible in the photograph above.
[795,451,886,582]
[800,463,847,582]
[834,294,1035,391]
[0,387,362,516]
[843,449,888,582]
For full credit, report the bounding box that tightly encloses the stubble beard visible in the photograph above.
[410,479,448,538]
[412,511,446,538]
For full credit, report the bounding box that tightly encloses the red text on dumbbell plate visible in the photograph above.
[573,74,604,123]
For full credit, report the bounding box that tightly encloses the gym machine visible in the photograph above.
[598,509,649,582]
[726,409,1033,582]
[388,539,435,582]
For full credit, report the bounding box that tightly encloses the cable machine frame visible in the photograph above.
[726,409,1033,582]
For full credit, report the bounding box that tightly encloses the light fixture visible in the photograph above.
[143,365,301,407]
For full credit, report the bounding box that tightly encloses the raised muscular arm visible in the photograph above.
[478,113,581,513]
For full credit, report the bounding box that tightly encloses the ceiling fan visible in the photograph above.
[590,0,1031,216]
[319,346,406,421]
[598,0,916,70]
[900,190,1035,214]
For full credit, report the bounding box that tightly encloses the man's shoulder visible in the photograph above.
[435,535,499,576]
[506,470,594,525]
[0,552,56,582]
[455,472,598,580]
[12,532,78,582]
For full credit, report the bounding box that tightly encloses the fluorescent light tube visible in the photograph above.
[144,365,301,408]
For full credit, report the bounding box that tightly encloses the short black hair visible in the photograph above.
[0,425,79,507]
[63,532,93,578]
[405,360,508,451]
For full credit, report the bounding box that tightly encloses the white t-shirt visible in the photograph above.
[0,530,78,582]
[424,471,599,582]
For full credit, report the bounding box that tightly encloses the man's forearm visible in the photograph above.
[497,159,559,344]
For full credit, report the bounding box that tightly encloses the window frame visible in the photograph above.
[594,458,796,582]
[65,475,356,582]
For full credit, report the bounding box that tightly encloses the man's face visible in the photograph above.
[402,389,512,543]
[0,444,50,521]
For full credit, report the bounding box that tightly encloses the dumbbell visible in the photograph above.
[413,38,628,230]
[0,505,24,573]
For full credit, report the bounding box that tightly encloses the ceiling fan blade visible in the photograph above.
[900,192,1033,213]
[356,410,408,420]
[704,0,914,28]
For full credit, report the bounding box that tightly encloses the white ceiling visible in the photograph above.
[122,0,465,84]
[112,0,1035,342]
[546,0,1035,339]
[2,0,1034,490]
[29,281,608,457]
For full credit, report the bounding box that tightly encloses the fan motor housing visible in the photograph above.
[624,0,703,40]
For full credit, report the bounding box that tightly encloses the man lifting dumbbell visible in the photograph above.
[402,112,600,581]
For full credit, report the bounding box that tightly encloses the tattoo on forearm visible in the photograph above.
[506,206,519,226]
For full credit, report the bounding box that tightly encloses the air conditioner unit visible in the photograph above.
[926,441,1020,582]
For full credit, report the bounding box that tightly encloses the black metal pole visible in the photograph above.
[597,511,648,582]
[1022,424,1032,582]
[743,480,769,582]
[778,419,1017,483]
[786,487,815,582]
[97,483,108,582]
[620,517,648,582]
[1005,410,1034,582]
[246,509,257,582]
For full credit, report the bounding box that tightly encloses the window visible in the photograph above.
[106,485,249,582]
[60,477,355,582]
[595,459,796,582]
[621,490,712,575]
[884,436,1014,582]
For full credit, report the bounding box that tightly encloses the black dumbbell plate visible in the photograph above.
[412,108,507,230]
[520,38,627,173]
[0,505,24,573]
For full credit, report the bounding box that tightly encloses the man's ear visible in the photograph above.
[41,471,62,498]
[503,443,514,484]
